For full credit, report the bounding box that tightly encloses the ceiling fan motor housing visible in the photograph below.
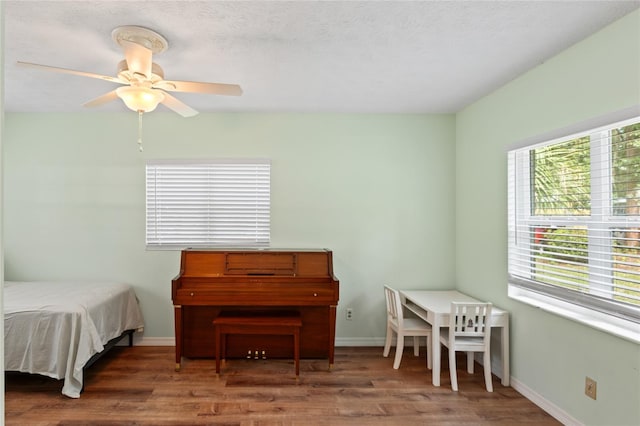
[117,60,165,85]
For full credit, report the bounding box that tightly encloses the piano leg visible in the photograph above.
[174,305,183,371]
[329,304,337,369]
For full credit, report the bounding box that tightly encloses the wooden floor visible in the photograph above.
[5,346,559,426]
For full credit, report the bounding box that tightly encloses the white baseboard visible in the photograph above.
[134,336,175,346]
[131,336,386,347]
[115,335,174,346]
[508,376,581,425]
[335,337,385,346]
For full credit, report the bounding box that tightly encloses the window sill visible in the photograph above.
[508,285,640,344]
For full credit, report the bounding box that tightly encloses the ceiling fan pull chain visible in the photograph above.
[138,110,144,152]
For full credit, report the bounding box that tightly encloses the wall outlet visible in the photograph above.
[346,308,353,320]
[585,376,597,400]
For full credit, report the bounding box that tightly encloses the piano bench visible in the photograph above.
[213,312,303,376]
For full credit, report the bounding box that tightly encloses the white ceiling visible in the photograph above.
[3,1,639,114]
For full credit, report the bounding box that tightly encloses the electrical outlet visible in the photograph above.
[585,377,597,400]
[346,308,353,320]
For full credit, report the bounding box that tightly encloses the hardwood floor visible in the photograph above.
[5,346,559,425]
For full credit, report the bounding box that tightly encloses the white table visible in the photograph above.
[400,290,510,387]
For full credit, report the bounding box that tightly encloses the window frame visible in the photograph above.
[145,158,271,250]
[507,107,640,343]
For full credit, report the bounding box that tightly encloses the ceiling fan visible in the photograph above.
[18,25,243,118]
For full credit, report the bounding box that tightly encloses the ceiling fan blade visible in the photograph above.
[17,61,122,84]
[154,80,243,96]
[160,92,199,117]
[83,90,119,108]
[120,39,152,79]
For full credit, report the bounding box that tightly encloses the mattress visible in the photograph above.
[4,281,145,398]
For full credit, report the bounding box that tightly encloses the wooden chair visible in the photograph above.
[383,285,432,369]
[440,302,493,392]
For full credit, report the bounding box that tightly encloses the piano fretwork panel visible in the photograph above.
[225,252,297,275]
[172,249,339,369]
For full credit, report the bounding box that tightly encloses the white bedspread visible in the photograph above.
[4,281,145,398]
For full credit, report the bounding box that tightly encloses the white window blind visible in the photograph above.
[508,115,640,333]
[146,160,270,249]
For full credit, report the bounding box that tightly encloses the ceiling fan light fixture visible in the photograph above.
[116,86,164,112]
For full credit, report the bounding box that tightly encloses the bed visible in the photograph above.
[4,281,145,398]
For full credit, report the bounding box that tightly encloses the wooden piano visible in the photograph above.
[171,248,339,370]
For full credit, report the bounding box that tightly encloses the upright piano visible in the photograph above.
[171,248,339,370]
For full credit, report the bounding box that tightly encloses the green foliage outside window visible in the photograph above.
[532,136,590,216]
[530,123,640,306]
[612,123,640,216]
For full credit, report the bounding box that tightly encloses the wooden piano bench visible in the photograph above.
[213,312,303,377]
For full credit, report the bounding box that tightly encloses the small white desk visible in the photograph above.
[400,290,510,387]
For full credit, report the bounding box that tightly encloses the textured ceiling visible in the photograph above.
[3,1,639,114]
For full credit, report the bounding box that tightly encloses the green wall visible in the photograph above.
[3,112,456,340]
[455,10,640,426]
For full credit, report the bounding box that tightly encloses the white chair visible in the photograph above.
[440,302,493,392]
[383,285,432,369]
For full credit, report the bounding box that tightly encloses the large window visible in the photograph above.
[146,159,270,249]
[508,114,640,340]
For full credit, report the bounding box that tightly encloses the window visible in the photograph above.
[508,112,640,341]
[146,159,270,249]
